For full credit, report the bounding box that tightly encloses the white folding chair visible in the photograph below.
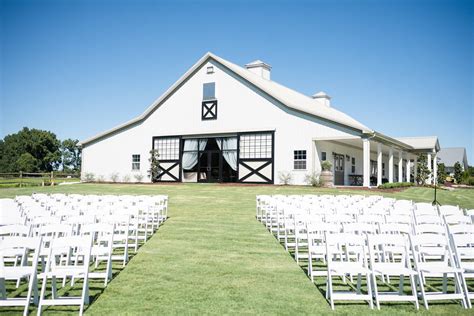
[81,223,114,286]
[414,203,438,216]
[343,222,377,235]
[0,236,42,316]
[307,222,340,281]
[444,215,472,226]
[325,232,373,310]
[439,205,463,217]
[410,233,468,309]
[378,223,412,235]
[37,235,92,316]
[447,225,474,308]
[367,234,419,309]
[104,215,130,267]
[415,214,443,226]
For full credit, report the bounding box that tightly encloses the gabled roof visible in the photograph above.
[79,52,373,146]
[394,136,440,151]
[437,147,468,167]
[212,53,373,132]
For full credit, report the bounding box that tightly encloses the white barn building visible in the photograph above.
[79,53,440,186]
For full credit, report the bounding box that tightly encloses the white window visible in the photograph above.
[239,133,272,159]
[154,137,180,160]
[206,66,214,74]
[132,154,140,170]
[203,82,215,100]
[294,150,306,170]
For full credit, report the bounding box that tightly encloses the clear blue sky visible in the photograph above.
[1,0,473,162]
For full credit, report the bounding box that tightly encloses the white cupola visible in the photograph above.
[312,91,331,107]
[245,60,272,80]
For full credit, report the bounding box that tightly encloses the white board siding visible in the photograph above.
[82,60,361,185]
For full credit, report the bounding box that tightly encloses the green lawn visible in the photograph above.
[1,184,473,315]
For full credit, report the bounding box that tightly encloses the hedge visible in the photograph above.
[378,182,415,189]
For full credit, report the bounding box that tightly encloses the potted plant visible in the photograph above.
[320,160,333,187]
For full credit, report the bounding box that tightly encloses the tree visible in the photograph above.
[437,163,447,185]
[61,139,81,172]
[0,127,61,172]
[453,161,463,183]
[416,154,431,185]
[148,149,160,182]
[16,153,39,172]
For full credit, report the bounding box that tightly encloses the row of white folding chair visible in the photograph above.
[0,235,93,315]
[325,231,470,310]
[290,215,414,267]
[257,194,388,218]
[22,202,162,234]
[294,216,469,280]
[1,223,132,314]
[3,211,133,267]
[24,208,155,248]
[17,193,167,209]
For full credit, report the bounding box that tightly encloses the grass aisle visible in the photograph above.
[87,185,328,314]
[0,184,473,314]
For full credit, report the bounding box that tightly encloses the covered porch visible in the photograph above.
[313,135,420,187]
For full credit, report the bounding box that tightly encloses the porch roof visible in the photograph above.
[314,134,440,154]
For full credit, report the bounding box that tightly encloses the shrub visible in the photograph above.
[110,172,120,183]
[278,171,293,185]
[82,172,95,182]
[461,176,474,186]
[97,174,105,182]
[304,172,320,187]
[453,162,463,183]
[122,174,131,182]
[148,149,160,182]
[134,173,144,183]
[378,182,414,189]
[416,154,431,185]
[321,160,332,171]
[437,163,447,184]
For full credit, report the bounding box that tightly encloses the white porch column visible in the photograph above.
[406,158,411,183]
[388,148,394,183]
[398,151,403,182]
[363,138,370,187]
[377,143,382,186]
[433,152,438,184]
[427,153,432,184]
[414,156,418,183]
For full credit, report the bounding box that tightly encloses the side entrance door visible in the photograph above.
[334,154,345,185]
[198,151,221,183]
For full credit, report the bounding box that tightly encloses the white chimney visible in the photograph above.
[312,91,331,107]
[245,60,271,80]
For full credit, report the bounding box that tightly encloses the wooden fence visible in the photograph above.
[0,172,81,188]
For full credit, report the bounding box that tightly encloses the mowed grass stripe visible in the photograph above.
[87,189,325,314]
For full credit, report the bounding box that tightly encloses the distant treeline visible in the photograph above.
[0,127,81,173]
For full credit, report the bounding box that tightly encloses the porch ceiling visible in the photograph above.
[314,138,415,158]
